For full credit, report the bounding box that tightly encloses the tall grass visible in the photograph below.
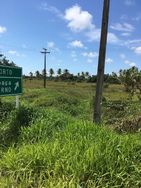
[1,83,141,187]
[1,108,141,187]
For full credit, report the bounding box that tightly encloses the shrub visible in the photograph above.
[0,106,36,147]
[0,101,14,123]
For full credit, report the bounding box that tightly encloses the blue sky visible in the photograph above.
[0,0,141,75]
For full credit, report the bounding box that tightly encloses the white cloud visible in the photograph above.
[107,33,120,44]
[64,5,94,32]
[73,58,78,62]
[0,26,7,34]
[132,14,141,21]
[124,60,136,67]
[82,51,98,58]
[71,51,77,58]
[40,3,63,19]
[124,39,141,49]
[124,0,135,6]
[120,53,126,59]
[86,28,101,42]
[110,23,134,32]
[69,40,84,48]
[106,58,113,64]
[8,50,26,58]
[133,46,141,55]
[47,41,60,52]
[120,15,128,20]
[121,32,131,37]
[8,50,19,56]
[47,42,55,48]
[129,62,136,67]
[86,28,120,44]
[119,53,136,67]
[87,59,93,63]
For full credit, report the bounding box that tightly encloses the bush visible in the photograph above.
[0,106,36,147]
[0,101,14,123]
[115,116,141,133]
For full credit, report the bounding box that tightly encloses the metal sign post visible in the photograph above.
[16,95,19,108]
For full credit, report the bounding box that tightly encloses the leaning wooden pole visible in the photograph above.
[93,0,110,123]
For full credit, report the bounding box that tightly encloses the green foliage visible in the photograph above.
[1,119,141,187]
[119,67,141,100]
[0,101,14,123]
[115,116,141,133]
[1,80,141,187]
[34,94,83,117]
[103,100,141,133]
[20,109,70,144]
[0,106,36,148]
[0,54,16,66]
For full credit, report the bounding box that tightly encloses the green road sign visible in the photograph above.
[0,65,22,96]
[0,65,22,77]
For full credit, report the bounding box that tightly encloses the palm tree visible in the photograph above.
[119,67,139,98]
[63,69,69,74]
[81,71,85,78]
[85,72,89,78]
[35,70,40,79]
[29,72,33,82]
[57,68,62,76]
[49,68,54,77]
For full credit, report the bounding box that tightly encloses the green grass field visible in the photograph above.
[0,79,141,187]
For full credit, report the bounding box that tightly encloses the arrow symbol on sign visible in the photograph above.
[14,82,19,91]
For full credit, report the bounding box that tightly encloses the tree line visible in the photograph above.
[26,67,141,100]
[1,54,141,100]
[0,54,16,67]
[25,68,120,84]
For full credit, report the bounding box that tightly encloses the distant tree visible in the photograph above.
[107,72,120,84]
[35,70,40,79]
[119,66,141,100]
[57,68,62,76]
[63,69,69,74]
[85,72,89,79]
[49,68,54,77]
[81,71,85,78]
[29,72,33,81]
[0,54,16,66]
[87,75,97,83]
[60,69,75,81]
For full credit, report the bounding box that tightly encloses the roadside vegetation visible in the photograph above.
[1,55,141,187]
[0,77,141,187]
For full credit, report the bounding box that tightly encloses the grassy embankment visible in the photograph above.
[0,79,141,187]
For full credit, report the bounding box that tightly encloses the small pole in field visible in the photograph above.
[16,95,19,108]
[40,48,50,88]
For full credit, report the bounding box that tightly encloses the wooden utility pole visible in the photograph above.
[93,0,110,123]
[41,48,50,88]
